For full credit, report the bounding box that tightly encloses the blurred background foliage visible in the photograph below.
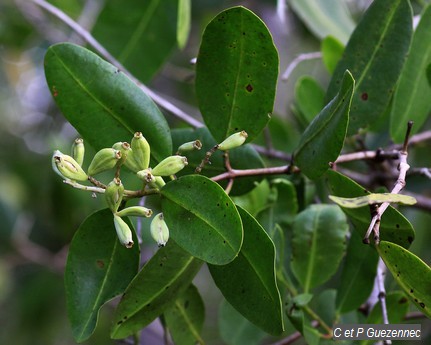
[1,0,431,344]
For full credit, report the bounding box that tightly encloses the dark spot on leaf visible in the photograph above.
[226,202,229,206]
[96,260,105,269]
[165,286,169,290]
[241,288,246,294]
[399,297,408,304]
[415,298,418,303]
[123,316,128,320]
[217,203,220,207]
[246,84,253,92]
[234,127,238,131]
[396,224,400,229]
[408,236,413,243]
[242,32,246,35]
[117,320,123,325]
[223,240,226,244]
[262,62,267,67]
[410,289,414,293]
[160,263,163,267]
[420,302,426,308]
[387,245,391,249]
[361,92,368,101]
[226,93,230,97]
[52,86,58,97]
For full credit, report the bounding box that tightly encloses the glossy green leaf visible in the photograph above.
[256,178,298,230]
[232,179,271,216]
[177,0,191,49]
[164,284,205,345]
[44,43,172,162]
[196,6,279,143]
[294,76,325,126]
[92,0,177,82]
[111,240,203,339]
[359,291,409,345]
[390,4,431,142]
[209,206,284,335]
[161,175,243,265]
[289,0,355,44]
[219,299,267,345]
[291,204,348,292]
[329,193,416,208]
[336,231,379,314]
[295,70,354,180]
[321,35,344,74]
[426,63,431,87]
[171,127,264,196]
[325,170,415,248]
[377,241,431,318]
[65,209,139,342]
[327,0,412,135]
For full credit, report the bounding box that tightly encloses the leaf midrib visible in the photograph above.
[52,47,134,135]
[174,298,205,343]
[303,208,321,293]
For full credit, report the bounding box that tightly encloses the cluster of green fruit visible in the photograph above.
[51,130,248,248]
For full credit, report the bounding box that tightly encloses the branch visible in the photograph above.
[31,0,203,128]
[363,122,413,244]
[211,165,299,182]
[282,52,322,81]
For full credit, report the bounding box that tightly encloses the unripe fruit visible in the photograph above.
[116,206,153,218]
[88,148,121,176]
[150,213,169,247]
[151,155,188,176]
[71,138,85,166]
[177,140,202,153]
[131,132,150,170]
[113,214,134,248]
[52,150,88,181]
[105,178,124,213]
[218,131,248,151]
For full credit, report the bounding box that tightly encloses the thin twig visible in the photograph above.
[31,0,203,128]
[211,165,299,182]
[363,122,413,244]
[269,321,320,345]
[377,258,392,345]
[282,52,322,81]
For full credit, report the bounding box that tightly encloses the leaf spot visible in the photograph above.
[96,260,105,269]
[246,84,253,92]
[361,92,368,101]
[52,86,58,97]
[420,302,426,308]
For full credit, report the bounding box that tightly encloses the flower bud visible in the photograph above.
[218,131,248,151]
[136,168,156,184]
[177,140,202,153]
[52,150,88,181]
[71,138,85,166]
[105,178,124,213]
[116,206,153,218]
[88,148,122,176]
[131,132,151,170]
[151,155,188,176]
[113,214,134,248]
[150,213,169,247]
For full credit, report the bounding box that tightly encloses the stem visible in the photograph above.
[282,52,322,81]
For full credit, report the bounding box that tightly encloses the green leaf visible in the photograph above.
[164,284,205,345]
[92,0,177,82]
[321,35,344,74]
[44,43,172,162]
[195,6,279,143]
[219,299,267,345]
[171,127,264,196]
[256,178,298,230]
[111,240,203,339]
[295,70,355,180]
[427,63,431,87]
[390,4,431,142]
[177,0,191,49]
[291,204,348,292]
[288,0,355,44]
[161,175,243,265]
[336,231,379,314]
[325,170,415,248]
[326,0,413,135]
[329,193,417,208]
[294,76,325,126]
[377,241,431,318]
[209,206,284,335]
[65,209,139,342]
[232,179,271,216]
